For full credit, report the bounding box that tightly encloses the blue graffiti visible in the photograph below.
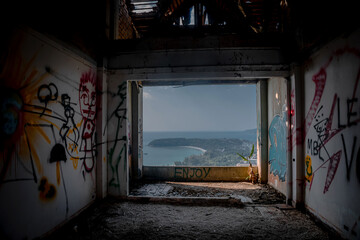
[1,89,23,137]
[269,110,287,182]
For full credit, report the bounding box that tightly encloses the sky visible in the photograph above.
[143,84,257,132]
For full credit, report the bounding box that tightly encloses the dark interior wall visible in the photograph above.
[286,0,359,60]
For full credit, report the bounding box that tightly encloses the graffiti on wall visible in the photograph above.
[303,46,360,193]
[269,104,287,182]
[174,167,211,179]
[107,82,127,190]
[0,38,98,216]
[79,70,97,173]
[305,155,313,182]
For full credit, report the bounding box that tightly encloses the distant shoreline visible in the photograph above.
[147,144,207,154]
[182,146,207,154]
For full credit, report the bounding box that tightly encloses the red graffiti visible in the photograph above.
[320,94,344,148]
[304,68,327,139]
[309,150,342,192]
[323,150,342,193]
[289,66,327,151]
[79,70,97,172]
[291,46,360,149]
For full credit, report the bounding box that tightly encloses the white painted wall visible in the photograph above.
[267,77,288,195]
[106,74,129,196]
[303,28,360,239]
[0,27,98,239]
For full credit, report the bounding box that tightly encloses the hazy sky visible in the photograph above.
[143,84,256,132]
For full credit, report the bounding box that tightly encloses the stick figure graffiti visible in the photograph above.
[60,94,79,156]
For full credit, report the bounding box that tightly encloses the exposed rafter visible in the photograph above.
[125,0,287,37]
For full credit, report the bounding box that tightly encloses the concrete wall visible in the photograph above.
[107,77,130,196]
[302,28,360,238]
[143,166,258,182]
[267,77,288,195]
[0,27,98,239]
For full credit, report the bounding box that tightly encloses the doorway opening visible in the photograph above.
[143,83,257,168]
[128,81,260,184]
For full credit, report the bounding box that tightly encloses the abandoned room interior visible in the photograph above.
[0,0,359,239]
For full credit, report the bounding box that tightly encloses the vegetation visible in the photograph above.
[237,144,258,183]
[236,144,254,165]
[148,138,256,166]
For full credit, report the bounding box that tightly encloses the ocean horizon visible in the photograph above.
[143,129,256,166]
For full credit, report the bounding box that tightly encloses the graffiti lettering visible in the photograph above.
[174,167,211,179]
[341,134,357,181]
[291,47,360,151]
[337,97,359,128]
[307,139,319,156]
[347,98,358,127]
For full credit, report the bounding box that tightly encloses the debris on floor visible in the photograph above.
[42,182,340,240]
[130,181,286,204]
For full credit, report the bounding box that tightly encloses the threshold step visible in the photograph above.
[120,195,244,207]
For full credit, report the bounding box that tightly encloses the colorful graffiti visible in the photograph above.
[269,106,287,182]
[305,155,313,182]
[0,35,98,219]
[304,46,360,193]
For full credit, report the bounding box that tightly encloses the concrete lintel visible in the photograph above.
[109,65,290,81]
[108,48,287,70]
[108,33,287,53]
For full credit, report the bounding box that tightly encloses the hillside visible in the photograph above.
[148,138,256,166]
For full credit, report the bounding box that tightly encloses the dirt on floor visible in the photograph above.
[42,182,341,240]
[129,181,286,204]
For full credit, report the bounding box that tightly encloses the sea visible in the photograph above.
[143,130,256,166]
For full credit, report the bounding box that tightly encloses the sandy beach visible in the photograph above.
[182,146,207,153]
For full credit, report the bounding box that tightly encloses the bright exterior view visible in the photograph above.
[143,84,257,166]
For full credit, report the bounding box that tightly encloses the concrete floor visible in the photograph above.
[42,182,342,240]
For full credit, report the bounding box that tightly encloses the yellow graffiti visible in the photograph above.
[103,156,106,162]
[71,157,79,169]
[38,177,57,201]
[0,40,54,182]
[68,143,79,154]
[37,126,51,144]
[305,155,313,182]
[41,118,60,131]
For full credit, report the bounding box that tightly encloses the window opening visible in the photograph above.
[142,84,257,167]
